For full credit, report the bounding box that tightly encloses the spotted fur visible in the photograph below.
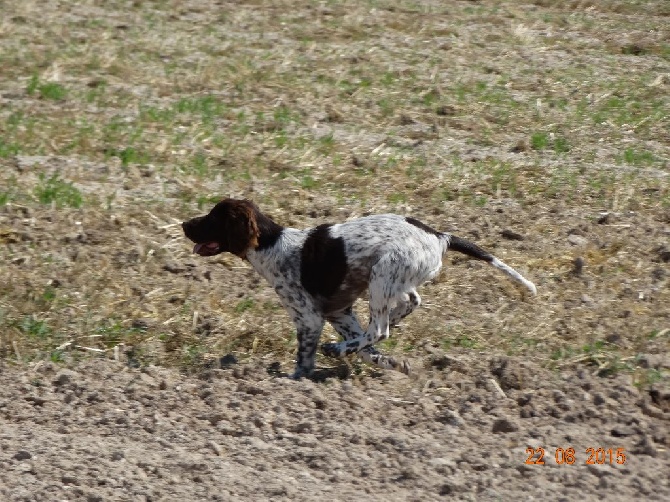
[182,198,537,379]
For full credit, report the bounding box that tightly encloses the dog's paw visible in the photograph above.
[361,350,412,375]
[290,366,312,380]
[320,342,343,358]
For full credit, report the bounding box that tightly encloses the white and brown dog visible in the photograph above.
[182,199,536,379]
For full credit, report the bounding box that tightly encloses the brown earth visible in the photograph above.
[1,0,669,500]
[1,354,669,501]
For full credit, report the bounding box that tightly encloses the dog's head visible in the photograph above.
[182,198,260,258]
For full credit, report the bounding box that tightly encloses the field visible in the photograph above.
[0,0,668,500]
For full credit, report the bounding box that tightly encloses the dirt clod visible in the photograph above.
[501,229,525,241]
[492,417,519,433]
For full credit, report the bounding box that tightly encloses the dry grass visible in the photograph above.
[0,0,668,382]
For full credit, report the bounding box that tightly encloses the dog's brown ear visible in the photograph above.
[224,200,259,258]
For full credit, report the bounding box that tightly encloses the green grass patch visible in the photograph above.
[106,146,150,167]
[196,194,221,210]
[174,95,226,122]
[26,74,68,100]
[387,192,407,203]
[39,82,68,101]
[378,98,395,117]
[0,138,20,158]
[235,298,255,313]
[19,315,51,339]
[531,132,549,150]
[34,173,83,208]
[93,321,146,348]
[531,132,570,153]
[457,335,478,349]
[622,148,655,165]
[553,136,570,153]
[301,173,317,189]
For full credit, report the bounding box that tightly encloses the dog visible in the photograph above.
[182,198,536,379]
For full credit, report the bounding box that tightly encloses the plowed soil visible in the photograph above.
[1,354,669,501]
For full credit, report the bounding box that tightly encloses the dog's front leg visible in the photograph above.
[292,319,324,379]
[275,287,324,379]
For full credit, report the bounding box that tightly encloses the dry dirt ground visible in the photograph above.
[1,356,669,501]
[1,0,669,500]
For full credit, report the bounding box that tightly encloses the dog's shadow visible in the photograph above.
[266,361,379,382]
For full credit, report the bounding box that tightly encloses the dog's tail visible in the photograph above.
[442,235,537,295]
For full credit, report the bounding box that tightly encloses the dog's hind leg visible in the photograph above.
[321,252,411,363]
[326,307,411,374]
[389,289,421,326]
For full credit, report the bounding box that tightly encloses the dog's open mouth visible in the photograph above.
[193,242,221,256]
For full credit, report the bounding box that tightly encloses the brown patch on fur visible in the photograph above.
[224,200,260,258]
[300,223,348,300]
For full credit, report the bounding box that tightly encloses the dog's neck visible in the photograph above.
[254,210,284,252]
[247,228,314,291]
[245,210,289,284]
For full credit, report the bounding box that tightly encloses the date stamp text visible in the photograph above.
[525,447,627,465]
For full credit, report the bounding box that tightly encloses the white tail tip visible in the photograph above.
[491,257,537,295]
